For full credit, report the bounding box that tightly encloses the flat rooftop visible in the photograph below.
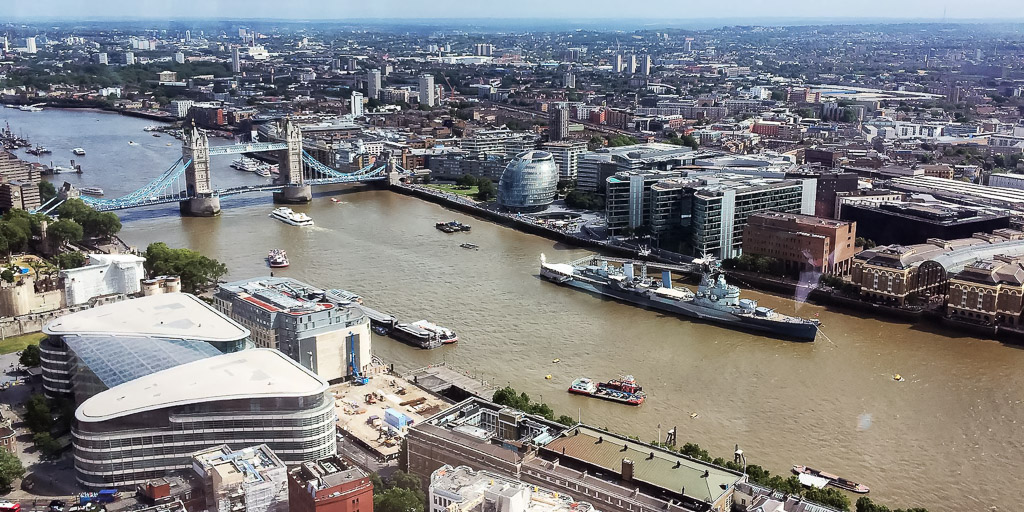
[76,348,327,423]
[193,444,285,484]
[44,293,250,342]
[431,465,594,512]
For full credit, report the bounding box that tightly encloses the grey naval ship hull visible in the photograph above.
[544,272,817,342]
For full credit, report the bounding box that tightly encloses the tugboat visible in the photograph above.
[568,375,646,406]
[267,249,289,268]
[792,466,870,494]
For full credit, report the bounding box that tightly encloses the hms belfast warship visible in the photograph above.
[540,254,819,341]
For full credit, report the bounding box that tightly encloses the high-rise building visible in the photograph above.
[367,69,381,99]
[474,43,494,56]
[288,455,373,512]
[563,72,575,89]
[232,47,241,73]
[25,36,36,54]
[95,52,108,65]
[123,51,135,65]
[627,54,637,74]
[185,30,191,43]
[550,104,570,141]
[350,91,364,117]
[174,52,185,64]
[170,99,195,118]
[640,54,652,75]
[418,74,436,107]
[1,36,9,53]
[614,54,623,73]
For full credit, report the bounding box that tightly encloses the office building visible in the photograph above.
[840,202,1011,246]
[785,169,858,219]
[540,140,587,181]
[232,47,241,73]
[605,170,688,236]
[742,212,857,276]
[185,30,191,43]
[850,230,1024,305]
[59,253,146,306]
[0,179,41,212]
[691,175,814,258]
[550,105,570,141]
[40,293,251,402]
[350,91,364,117]
[214,277,371,383]
[428,465,594,512]
[405,397,744,512]
[946,255,1024,327]
[563,72,575,89]
[497,150,559,212]
[889,175,1024,214]
[73,349,336,489]
[174,52,185,64]
[367,69,382,99]
[577,143,700,193]
[288,455,373,512]
[25,36,36,54]
[461,130,538,157]
[419,74,436,107]
[192,444,289,512]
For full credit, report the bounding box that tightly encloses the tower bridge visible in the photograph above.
[34,118,406,216]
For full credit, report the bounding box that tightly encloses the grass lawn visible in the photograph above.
[0,332,45,355]
[426,184,479,197]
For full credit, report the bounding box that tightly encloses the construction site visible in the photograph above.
[331,371,449,462]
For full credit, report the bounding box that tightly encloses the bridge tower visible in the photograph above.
[272,118,312,204]
[179,121,221,216]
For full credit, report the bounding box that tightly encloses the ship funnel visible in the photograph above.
[662,271,672,289]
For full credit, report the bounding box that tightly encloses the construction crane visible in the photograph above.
[349,332,368,385]
[440,72,456,101]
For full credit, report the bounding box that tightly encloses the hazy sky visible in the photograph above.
[5,0,1023,21]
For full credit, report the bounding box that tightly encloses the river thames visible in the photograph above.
[4,107,1022,511]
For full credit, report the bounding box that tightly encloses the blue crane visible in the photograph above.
[349,332,368,385]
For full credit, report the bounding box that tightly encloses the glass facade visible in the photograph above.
[73,392,336,489]
[498,150,559,212]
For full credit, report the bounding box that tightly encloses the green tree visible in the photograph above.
[456,174,479,187]
[389,470,422,492]
[856,237,876,249]
[23,393,53,434]
[55,198,93,224]
[0,269,13,283]
[19,344,40,367]
[0,449,25,493]
[476,178,497,201]
[374,487,424,512]
[606,134,638,147]
[32,432,63,458]
[0,221,29,253]
[82,211,121,239]
[587,135,605,150]
[803,487,851,511]
[47,218,84,246]
[53,251,87,269]
[38,181,57,202]
[143,242,228,294]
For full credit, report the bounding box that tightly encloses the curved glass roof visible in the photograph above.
[65,335,223,389]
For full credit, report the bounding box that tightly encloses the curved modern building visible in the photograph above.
[40,293,251,402]
[497,150,558,212]
[73,348,336,489]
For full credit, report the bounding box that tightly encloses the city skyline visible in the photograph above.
[3,0,1024,22]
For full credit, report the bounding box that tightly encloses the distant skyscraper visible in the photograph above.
[640,54,652,76]
[367,69,382,99]
[685,37,694,52]
[25,36,36,54]
[351,91,364,117]
[627,54,637,74]
[123,51,135,65]
[564,72,576,89]
[238,28,247,38]
[474,43,494,56]
[174,52,185,64]
[568,48,582,61]
[614,54,623,73]
[419,74,436,107]
[185,30,191,43]
[1,36,8,53]
[232,47,241,73]
[551,104,570,141]
[96,52,108,65]
[347,57,358,71]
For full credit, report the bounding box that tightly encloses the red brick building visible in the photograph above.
[289,455,374,512]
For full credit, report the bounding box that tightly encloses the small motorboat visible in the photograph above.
[330,198,339,203]
[552,358,560,363]
[893,374,905,382]
[128,141,139,146]
[459,243,479,250]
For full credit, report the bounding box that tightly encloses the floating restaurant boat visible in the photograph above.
[267,249,289,268]
[792,465,870,494]
[540,254,820,341]
[391,320,458,349]
[568,375,646,406]
[435,220,471,233]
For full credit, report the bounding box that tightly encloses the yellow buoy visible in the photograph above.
[545,374,552,380]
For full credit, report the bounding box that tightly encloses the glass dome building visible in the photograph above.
[498,150,559,212]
